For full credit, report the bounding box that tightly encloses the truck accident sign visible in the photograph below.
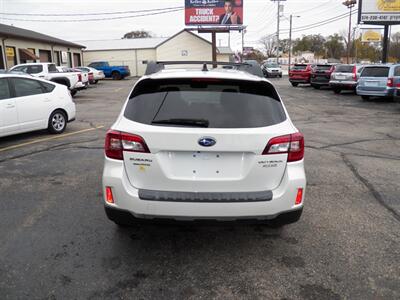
[359,0,400,24]
[185,0,244,26]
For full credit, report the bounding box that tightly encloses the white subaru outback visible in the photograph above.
[102,62,306,227]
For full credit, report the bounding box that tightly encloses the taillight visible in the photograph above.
[105,186,114,203]
[295,188,303,205]
[387,78,394,87]
[352,65,357,81]
[78,73,82,82]
[105,130,150,160]
[262,132,304,162]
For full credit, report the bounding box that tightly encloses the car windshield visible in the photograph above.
[361,67,389,77]
[266,64,279,68]
[124,78,286,128]
[335,65,354,73]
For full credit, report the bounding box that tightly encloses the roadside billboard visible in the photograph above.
[359,0,400,24]
[361,28,382,42]
[185,0,244,26]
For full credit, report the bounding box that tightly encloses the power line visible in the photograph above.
[0,8,184,22]
[290,0,336,15]
[290,11,358,34]
[252,10,359,43]
[0,6,184,16]
[281,10,358,33]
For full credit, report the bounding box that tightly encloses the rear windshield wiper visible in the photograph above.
[151,118,209,128]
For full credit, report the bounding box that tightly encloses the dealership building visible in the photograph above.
[0,23,84,70]
[82,29,234,76]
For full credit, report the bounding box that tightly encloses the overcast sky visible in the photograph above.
[0,0,399,51]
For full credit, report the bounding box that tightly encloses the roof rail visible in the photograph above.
[144,61,264,78]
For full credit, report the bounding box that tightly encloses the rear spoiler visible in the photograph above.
[144,61,264,78]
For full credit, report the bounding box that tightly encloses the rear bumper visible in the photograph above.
[265,72,282,77]
[329,80,357,90]
[289,78,310,83]
[105,204,303,223]
[66,102,76,122]
[74,82,87,90]
[102,158,306,220]
[356,87,395,97]
[310,79,330,86]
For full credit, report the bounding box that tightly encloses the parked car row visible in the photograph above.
[0,72,76,138]
[8,62,105,97]
[0,60,135,139]
[0,61,117,138]
[289,63,400,101]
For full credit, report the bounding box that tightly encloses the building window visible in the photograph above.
[73,53,81,67]
[67,52,72,67]
[6,46,17,68]
[0,46,5,69]
[54,51,61,66]
[39,49,52,62]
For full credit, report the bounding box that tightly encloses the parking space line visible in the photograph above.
[0,125,105,153]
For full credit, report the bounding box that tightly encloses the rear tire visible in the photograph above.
[361,95,370,101]
[313,85,320,89]
[333,88,341,94]
[48,110,67,134]
[70,89,77,97]
[291,82,299,87]
[94,80,99,84]
[279,74,283,78]
[112,71,122,80]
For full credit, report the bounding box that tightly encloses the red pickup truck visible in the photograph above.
[289,64,314,87]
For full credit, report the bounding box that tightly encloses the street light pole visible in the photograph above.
[342,0,356,64]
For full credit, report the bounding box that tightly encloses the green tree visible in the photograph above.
[279,38,291,54]
[292,34,325,56]
[324,34,345,59]
[353,38,380,63]
[389,32,400,62]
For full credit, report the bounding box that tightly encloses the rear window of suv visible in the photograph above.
[334,65,354,73]
[292,65,307,70]
[361,67,389,77]
[315,65,332,71]
[124,78,286,128]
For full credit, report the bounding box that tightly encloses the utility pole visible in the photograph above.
[382,25,389,63]
[342,0,356,64]
[288,15,300,73]
[271,0,285,64]
[352,26,357,63]
[276,0,280,64]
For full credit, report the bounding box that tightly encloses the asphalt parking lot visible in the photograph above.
[1,78,399,299]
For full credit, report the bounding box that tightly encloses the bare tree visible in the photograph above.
[259,35,276,57]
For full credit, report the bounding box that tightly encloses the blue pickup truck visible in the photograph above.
[88,61,130,80]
